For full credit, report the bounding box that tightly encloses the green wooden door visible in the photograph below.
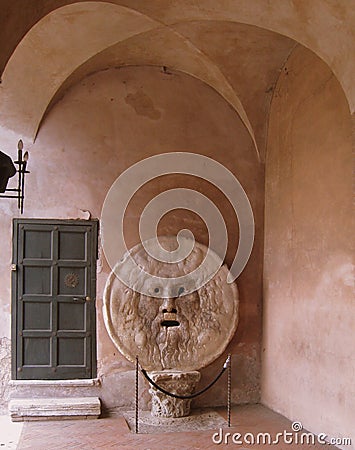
[12,219,98,380]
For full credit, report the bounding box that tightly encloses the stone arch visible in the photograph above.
[0,0,353,111]
[0,1,258,160]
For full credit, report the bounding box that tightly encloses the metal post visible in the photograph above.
[16,147,22,210]
[20,158,27,214]
[135,355,139,434]
[227,354,232,427]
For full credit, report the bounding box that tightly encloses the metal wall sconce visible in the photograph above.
[0,140,29,214]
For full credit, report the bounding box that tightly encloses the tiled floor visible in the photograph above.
[16,405,337,450]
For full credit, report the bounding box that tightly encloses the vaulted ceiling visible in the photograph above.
[0,0,353,161]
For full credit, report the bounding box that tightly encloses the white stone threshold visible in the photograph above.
[9,378,100,387]
[9,397,101,421]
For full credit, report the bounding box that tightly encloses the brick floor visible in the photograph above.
[17,404,338,450]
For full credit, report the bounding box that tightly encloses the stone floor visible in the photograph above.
[12,404,338,449]
[0,414,23,449]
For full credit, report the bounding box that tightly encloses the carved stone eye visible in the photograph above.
[154,287,160,293]
[178,286,185,296]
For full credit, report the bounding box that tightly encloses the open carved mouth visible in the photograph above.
[161,312,180,328]
[161,319,180,327]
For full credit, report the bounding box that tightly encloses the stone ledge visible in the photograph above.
[9,397,101,422]
[9,378,101,387]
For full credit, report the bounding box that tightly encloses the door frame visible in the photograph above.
[11,218,99,380]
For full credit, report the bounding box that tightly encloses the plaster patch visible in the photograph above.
[125,89,161,120]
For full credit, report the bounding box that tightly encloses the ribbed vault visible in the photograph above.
[0,0,353,162]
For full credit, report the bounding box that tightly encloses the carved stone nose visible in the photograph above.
[161,297,180,328]
[162,297,177,314]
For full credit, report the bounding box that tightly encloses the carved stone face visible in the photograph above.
[103,237,239,371]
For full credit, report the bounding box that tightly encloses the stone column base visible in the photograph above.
[147,370,201,418]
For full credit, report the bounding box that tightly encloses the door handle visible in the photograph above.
[73,296,91,303]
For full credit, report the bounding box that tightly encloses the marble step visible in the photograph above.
[9,397,101,421]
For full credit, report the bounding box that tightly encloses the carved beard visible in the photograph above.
[150,311,192,370]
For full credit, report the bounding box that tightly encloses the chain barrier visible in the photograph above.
[135,354,232,433]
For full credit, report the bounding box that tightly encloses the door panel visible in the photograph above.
[59,231,86,260]
[58,302,85,330]
[12,219,98,380]
[58,266,87,295]
[23,301,51,330]
[24,230,52,259]
[23,265,52,295]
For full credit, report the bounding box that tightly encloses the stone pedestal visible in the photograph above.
[147,370,201,418]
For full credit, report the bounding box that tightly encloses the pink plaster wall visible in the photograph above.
[0,66,263,411]
[262,46,354,446]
